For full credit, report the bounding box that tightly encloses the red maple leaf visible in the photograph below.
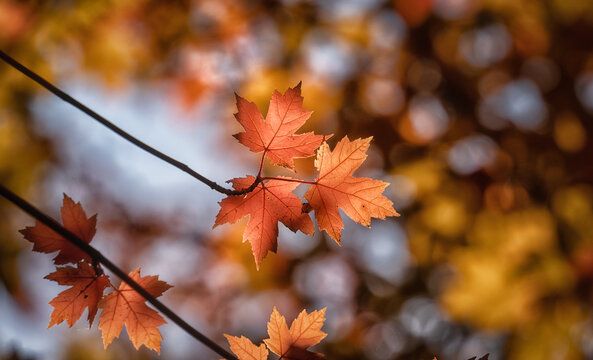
[98,268,172,354]
[45,262,111,327]
[214,175,314,269]
[218,86,399,269]
[233,83,329,170]
[19,194,96,264]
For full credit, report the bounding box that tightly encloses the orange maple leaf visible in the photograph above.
[263,307,327,359]
[214,175,314,269]
[304,136,399,242]
[45,262,111,328]
[98,268,172,354]
[224,307,326,360]
[19,194,96,264]
[233,83,329,170]
[223,334,269,360]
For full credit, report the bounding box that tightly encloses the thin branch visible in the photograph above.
[0,49,258,196]
[0,184,237,360]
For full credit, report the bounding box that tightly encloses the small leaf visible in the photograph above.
[214,176,314,269]
[264,307,327,359]
[20,194,97,264]
[98,268,172,354]
[263,306,292,356]
[45,262,111,327]
[224,335,269,360]
[233,83,329,170]
[304,136,399,243]
[289,308,327,349]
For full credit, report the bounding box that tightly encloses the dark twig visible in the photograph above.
[0,184,237,360]
[0,49,259,196]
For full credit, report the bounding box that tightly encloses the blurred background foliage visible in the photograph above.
[1,0,593,359]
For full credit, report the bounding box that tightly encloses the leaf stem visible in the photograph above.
[0,49,256,196]
[0,184,238,360]
[256,152,266,178]
[260,177,317,185]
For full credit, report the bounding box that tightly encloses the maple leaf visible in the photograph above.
[19,194,97,265]
[233,83,329,170]
[224,334,269,360]
[263,307,327,359]
[304,136,399,243]
[45,262,111,328]
[98,268,172,354]
[214,175,314,269]
[224,307,326,360]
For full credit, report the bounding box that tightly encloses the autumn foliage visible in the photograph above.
[225,307,327,360]
[215,175,315,267]
[304,136,398,242]
[20,194,172,353]
[44,262,110,328]
[232,83,328,170]
[15,85,398,356]
[20,194,97,265]
[98,268,172,352]
[215,84,399,268]
[5,0,593,357]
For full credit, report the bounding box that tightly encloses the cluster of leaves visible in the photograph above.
[15,83,398,360]
[20,194,172,353]
[14,86,399,357]
[224,307,327,360]
[214,83,399,268]
[18,193,333,357]
[4,0,593,357]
